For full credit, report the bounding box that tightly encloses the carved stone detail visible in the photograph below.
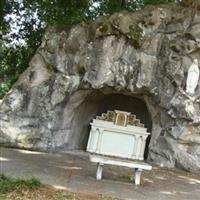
[96,110,145,128]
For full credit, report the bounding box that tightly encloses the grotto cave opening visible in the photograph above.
[69,90,152,160]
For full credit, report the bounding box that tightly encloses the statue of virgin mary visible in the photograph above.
[186,59,199,95]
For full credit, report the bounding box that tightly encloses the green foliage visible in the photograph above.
[92,0,144,15]
[144,0,176,5]
[0,174,41,194]
[23,0,91,25]
[0,0,177,98]
[0,41,39,98]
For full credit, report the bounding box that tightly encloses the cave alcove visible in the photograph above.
[69,90,152,159]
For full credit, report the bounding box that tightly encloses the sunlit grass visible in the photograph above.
[0,175,41,194]
[0,175,117,200]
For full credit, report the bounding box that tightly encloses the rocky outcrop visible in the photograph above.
[1,4,200,172]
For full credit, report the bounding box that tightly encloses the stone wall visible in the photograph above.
[1,4,200,172]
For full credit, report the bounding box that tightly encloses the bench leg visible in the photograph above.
[134,168,142,185]
[96,163,103,180]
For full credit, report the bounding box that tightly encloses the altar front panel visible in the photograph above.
[87,110,150,160]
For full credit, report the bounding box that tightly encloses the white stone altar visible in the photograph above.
[87,110,152,185]
[87,110,150,160]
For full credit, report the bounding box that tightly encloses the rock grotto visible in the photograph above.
[1,3,200,172]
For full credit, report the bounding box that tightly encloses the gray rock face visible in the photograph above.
[1,4,200,172]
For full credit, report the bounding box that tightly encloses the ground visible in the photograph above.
[0,147,200,200]
[0,185,116,200]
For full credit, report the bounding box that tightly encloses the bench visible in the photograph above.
[90,155,152,185]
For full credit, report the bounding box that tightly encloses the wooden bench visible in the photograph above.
[90,155,152,185]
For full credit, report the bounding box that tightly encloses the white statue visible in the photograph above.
[186,59,199,95]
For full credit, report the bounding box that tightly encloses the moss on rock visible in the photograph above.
[98,23,109,33]
[128,24,144,49]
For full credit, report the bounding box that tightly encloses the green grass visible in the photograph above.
[0,174,41,194]
[0,175,117,199]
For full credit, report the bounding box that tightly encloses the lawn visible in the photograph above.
[0,175,116,200]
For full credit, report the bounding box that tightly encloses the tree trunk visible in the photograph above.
[180,0,200,9]
[112,0,128,7]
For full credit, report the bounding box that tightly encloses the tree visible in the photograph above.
[0,0,177,98]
